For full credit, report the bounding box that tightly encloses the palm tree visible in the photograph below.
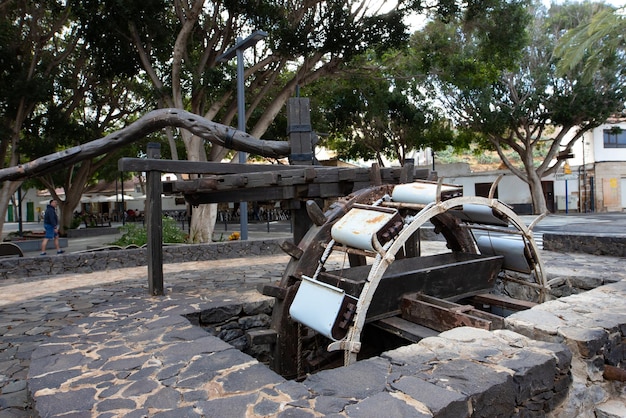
[555,4,626,83]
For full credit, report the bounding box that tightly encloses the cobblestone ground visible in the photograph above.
[1,246,624,417]
[0,255,292,417]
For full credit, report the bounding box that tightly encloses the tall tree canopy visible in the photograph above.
[1,0,563,239]
[305,0,529,167]
[67,0,422,242]
[411,1,626,214]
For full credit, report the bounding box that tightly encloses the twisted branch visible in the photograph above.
[0,108,291,182]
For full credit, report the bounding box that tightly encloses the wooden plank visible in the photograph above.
[371,316,439,342]
[322,253,502,320]
[400,160,414,183]
[184,187,297,204]
[280,240,303,259]
[370,163,382,186]
[119,158,304,175]
[306,200,327,226]
[292,206,311,245]
[401,293,495,332]
[258,283,288,300]
[288,98,313,164]
[247,329,277,345]
[470,293,538,311]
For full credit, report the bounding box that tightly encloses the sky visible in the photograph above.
[545,0,625,6]
[405,0,626,31]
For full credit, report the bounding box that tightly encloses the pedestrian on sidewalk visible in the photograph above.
[41,199,64,255]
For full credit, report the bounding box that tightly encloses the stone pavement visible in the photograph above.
[1,242,625,417]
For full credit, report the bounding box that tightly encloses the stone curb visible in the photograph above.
[0,239,285,280]
[543,232,626,257]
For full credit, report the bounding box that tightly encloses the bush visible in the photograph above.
[111,216,187,247]
[68,217,82,230]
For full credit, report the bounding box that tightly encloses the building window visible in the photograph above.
[603,127,626,148]
[475,183,498,198]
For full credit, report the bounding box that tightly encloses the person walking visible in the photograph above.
[41,199,64,255]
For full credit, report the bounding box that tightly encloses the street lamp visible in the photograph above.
[217,30,268,240]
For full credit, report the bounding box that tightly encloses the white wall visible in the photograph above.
[442,171,532,204]
[590,123,626,162]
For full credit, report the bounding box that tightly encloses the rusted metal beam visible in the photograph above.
[370,316,439,342]
[400,293,504,332]
[470,293,538,311]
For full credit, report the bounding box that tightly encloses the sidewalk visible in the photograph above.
[2,220,294,256]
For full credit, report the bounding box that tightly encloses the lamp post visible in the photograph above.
[217,30,268,240]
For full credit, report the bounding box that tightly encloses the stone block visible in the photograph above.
[218,363,284,393]
[390,375,469,417]
[559,327,608,358]
[199,304,242,323]
[344,392,430,418]
[427,359,516,418]
[302,357,390,399]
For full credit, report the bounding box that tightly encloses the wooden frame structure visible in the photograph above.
[118,153,422,296]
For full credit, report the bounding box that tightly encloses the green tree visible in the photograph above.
[305,0,528,168]
[0,1,153,233]
[0,0,78,233]
[308,64,454,166]
[412,1,625,214]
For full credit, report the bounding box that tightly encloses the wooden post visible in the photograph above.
[402,159,420,258]
[287,97,313,165]
[287,98,314,244]
[146,143,164,296]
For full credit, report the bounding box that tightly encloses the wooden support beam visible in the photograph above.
[370,163,382,186]
[280,240,303,259]
[288,98,313,165]
[119,158,304,175]
[146,143,164,296]
[306,200,327,226]
[400,160,414,184]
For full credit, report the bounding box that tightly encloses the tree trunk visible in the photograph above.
[59,203,74,234]
[528,171,549,214]
[0,180,20,236]
[183,133,218,243]
[189,203,217,243]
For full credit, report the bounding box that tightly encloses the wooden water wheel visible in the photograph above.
[260,180,548,379]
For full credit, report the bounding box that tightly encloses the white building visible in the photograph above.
[432,118,626,214]
[550,118,626,213]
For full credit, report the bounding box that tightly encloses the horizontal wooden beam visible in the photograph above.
[119,158,308,174]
